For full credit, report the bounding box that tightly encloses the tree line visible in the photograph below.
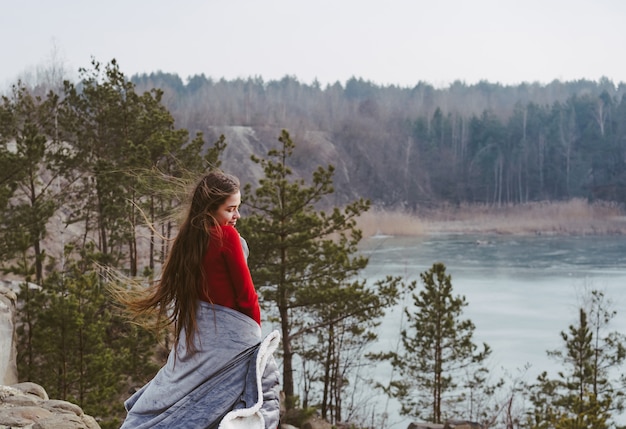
[1,59,625,428]
[131,72,626,209]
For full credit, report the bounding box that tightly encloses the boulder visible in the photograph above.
[0,283,17,385]
[0,282,100,428]
[0,382,100,428]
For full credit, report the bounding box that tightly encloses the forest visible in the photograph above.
[131,70,626,210]
[1,58,625,429]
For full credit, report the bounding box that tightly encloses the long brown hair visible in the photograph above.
[120,171,240,353]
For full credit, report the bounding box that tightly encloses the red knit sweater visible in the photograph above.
[200,225,261,325]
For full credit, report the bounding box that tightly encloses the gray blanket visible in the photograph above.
[121,303,281,429]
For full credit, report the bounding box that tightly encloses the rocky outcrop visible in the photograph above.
[0,382,100,428]
[1,282,101,428]
[0,283,17,385]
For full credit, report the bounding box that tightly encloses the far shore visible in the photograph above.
[357,199,626,237]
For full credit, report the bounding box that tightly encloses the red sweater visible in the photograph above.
[200,225,261,325]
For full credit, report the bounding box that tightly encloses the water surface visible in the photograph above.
[358,233,626,426]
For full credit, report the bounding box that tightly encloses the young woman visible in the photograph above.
[118,171,280,429]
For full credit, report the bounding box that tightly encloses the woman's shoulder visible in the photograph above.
[214,224,239,240]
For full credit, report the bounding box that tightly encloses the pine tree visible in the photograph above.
[238,129,376,410]
[526,289,625,429]
[383,262,492,423]
[16,244,152,429]
[0,82,65,283]
[302,274,401,422]
[59,58,195,273]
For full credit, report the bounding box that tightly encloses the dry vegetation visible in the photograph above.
[357,199,626,237]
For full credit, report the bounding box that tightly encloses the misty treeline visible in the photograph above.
[1,58,625,429]
[131,72,626,209]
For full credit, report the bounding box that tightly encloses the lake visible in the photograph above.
[357,233,626,427]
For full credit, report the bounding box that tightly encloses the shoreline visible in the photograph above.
[357,199,626,238]
[421,216,626,236]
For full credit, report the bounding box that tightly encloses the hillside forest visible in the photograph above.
[1,58,626,429]
[131,70,626,209]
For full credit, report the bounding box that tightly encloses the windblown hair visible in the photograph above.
[119,171,240,353]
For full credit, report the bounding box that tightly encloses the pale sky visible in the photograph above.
[2,0,625,90]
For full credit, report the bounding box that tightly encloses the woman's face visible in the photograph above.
[213,191,241,227]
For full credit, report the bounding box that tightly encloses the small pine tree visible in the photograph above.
[525,294,624,429]
[382,262,492,423]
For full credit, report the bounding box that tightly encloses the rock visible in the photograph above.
[33,413,98,429]
[0,284,17,385]
[0,282,101,428]
[11,382,49,400]
[0,380,101,428]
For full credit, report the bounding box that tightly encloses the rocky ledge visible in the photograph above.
[1,283,100,428]
[0,382,100,429]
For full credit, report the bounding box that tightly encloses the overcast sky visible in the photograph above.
[2,0,625,90]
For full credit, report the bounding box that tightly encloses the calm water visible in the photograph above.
[358,233,626,427]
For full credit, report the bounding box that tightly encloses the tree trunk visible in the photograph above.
[280,301,294,407]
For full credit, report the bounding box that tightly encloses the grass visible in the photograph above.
[356,199,626,237]
[356,207,427,237]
